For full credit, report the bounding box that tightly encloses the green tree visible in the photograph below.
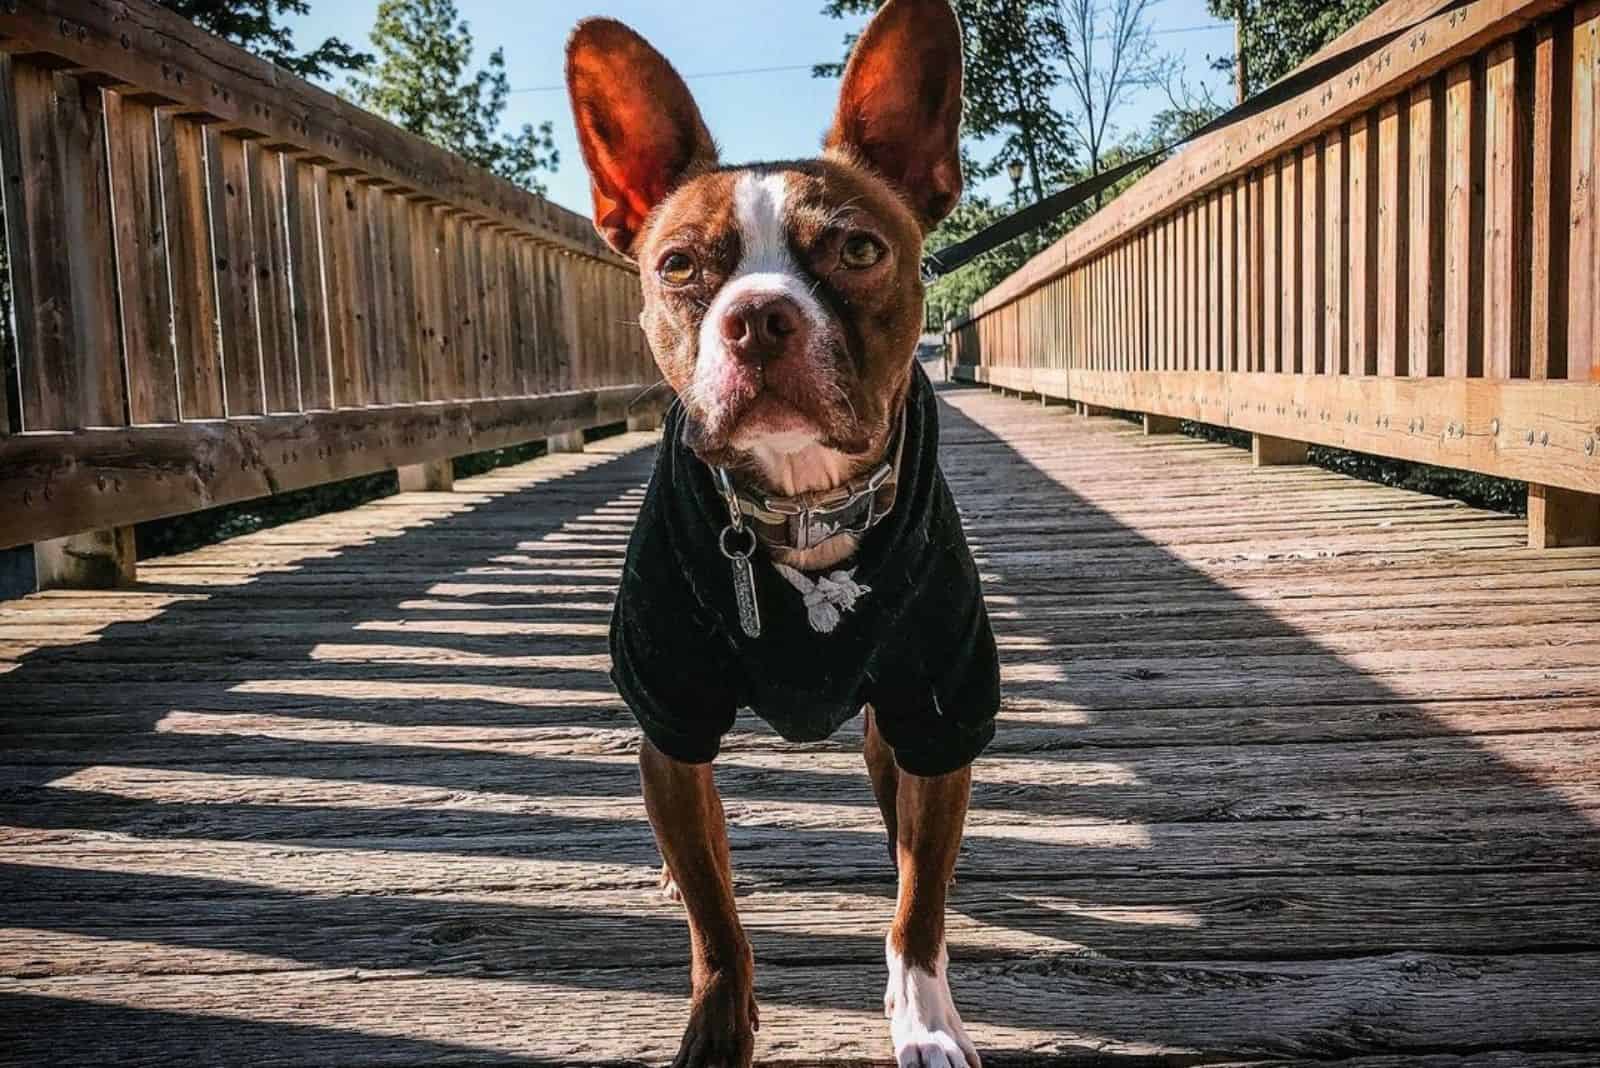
[818,0,1076,198]
[819,1,1081,325]
[1209,0,1383,97]
[350,0,558,193]
[159,0,371,79]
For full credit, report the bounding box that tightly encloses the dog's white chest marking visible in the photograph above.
[884,940,981,1068]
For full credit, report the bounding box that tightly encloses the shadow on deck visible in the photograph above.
[2,386,1599,1066]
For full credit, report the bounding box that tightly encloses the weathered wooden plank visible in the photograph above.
[1299,140,1325,374]
[1444,59,1485,379]
[103,92,178,425]
[1324,128,1349,374]
[154,112,225,420]
[1570,2,1600,383]
[1530,17,1571,380]
[0,0,625,266]
[1348,113,1379,375]
[1261,161,1284,373]
[0,61,124,430]
[1483,39,1530,380]
[245,142,298,412]
[955,366,1600,496]
[206,129,263,416]
[0,385,668,549]
[1375,97,1409,378]
[1408,77,1448,377]
[284,159,332,410]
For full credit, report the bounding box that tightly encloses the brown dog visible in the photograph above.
[567,3,998,1064]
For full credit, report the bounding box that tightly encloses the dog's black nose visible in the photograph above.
[719,294,807,364]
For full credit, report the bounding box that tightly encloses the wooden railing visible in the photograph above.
[948,0,1600,548]
[0,0,660,577]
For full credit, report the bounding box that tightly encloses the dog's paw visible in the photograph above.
[884,940,980,1068]
[658,861,682,903]
[671,972,757,1068]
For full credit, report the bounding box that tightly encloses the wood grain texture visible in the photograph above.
[3,388,1600,1066]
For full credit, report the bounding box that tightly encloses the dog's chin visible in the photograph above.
[687,390,839,466]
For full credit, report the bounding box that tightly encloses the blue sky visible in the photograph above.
[288,0,1233,216]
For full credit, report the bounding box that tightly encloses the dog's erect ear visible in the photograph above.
[825,0,964,228]
[566,19,718,256]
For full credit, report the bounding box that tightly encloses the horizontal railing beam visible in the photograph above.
[952,365,1600,496]
[0,385,668,550]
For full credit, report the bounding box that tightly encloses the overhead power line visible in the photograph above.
[507,23,1228,95]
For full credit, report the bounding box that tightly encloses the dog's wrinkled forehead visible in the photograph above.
[640,158,922,286]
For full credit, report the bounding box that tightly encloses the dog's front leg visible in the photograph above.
[639,739,758,1068]
[885,766,981,1068]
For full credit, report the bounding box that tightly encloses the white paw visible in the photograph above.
[658,861,682,904]
[884,939,981,1068]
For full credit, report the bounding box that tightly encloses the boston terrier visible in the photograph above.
[566,2,999,1063]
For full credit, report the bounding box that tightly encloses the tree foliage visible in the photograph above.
[1058,0,1165,206]
[350,0,557,192]
[1207,0,1383,97]
[158,0,371,80]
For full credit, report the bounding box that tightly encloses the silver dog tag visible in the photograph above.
[728,547,762,639]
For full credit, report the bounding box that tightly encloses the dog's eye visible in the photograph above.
[840,233,885,270]
[657,251,698,286]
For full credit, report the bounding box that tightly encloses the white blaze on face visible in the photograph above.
[690,171,832,446]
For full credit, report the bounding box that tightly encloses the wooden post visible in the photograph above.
[1252,433,1309,467]
[1144,414,1183,435]
[35,528,137,590]
[396,459,454,493]
[1528,485,1600,548]
[547,430,586,454]
[627,409,661,432]
[1079,402,1109,417]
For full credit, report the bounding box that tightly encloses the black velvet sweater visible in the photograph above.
[609,364,999,776]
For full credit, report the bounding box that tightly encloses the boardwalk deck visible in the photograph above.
[3,381,1600,1066]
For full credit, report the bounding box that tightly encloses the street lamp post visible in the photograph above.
[1007,158,1025,210]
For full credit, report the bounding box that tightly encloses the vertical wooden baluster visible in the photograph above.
[1408,78,1447,377]
[1530,16,1572,381]
[1237,177,1252,373]
[206,130,263,415]
[323,172,368,407]
[154,113,224,418]
[1484,39,1530,380]
[1445,59,1486,378]
[1221,183,1236,372]
[105,92,178,424]
[246,143,297,412]
[285,159,332,410]
[358,184,391,404]
[1324,128,1348,375]
[1301,140,1325,375]
[1573,4,1600,382]
[1262,162,1280,373]
[0,62,125,431]
[1281,153,1302,374]
[1376,98,1409,380]
[1348,114,1379,376]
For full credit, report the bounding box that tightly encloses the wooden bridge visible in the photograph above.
[2,0,1600,1065]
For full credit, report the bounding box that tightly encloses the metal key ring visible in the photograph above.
[719,523,758,561]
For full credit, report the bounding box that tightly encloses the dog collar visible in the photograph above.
[714,415,906,554]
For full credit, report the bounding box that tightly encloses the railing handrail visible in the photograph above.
[957,0,1557,324]
[0,0,624,266]
[0,0,662,561]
